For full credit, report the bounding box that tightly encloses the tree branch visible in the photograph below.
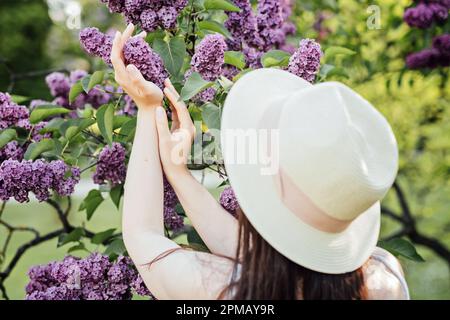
[382,180,450,265]
[46,199,72,232]
[0,229,65,281]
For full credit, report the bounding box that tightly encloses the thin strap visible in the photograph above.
[371,251,410,300]
[142,247,184,269]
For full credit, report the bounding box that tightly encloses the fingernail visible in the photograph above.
[156,107,165,119]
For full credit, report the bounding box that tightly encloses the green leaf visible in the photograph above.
[104,238,126,257]
[204,0,240,12]
[198,20,232,38]
[119,118,137,142]
[91,228,116,245]
[378,238,425,262]
[23,138,54,160]
[64,119,95,140]
[187,228,209,252]
[0,129,17,149]
[261,50,291,68]
[180,72,214,101]
[81,75,91,93]
[69,81,84,104]
[10,95,30,104]
[324,46,356,61]
[67,242,88,253]
[201,103,221,130]
[29,105,70,124]
[224,51,246,70]
[87,71,105,92]
[113,115,130,130]
[79,189,104,220]
[58,227,85,247]
[153,37,186,77]
[96,104,115,145]
[110,184,123,209]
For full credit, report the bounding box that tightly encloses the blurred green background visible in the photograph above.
[0,0,449,299]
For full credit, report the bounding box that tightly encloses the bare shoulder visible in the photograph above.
[364,247,409,300]
[137,246,234,300]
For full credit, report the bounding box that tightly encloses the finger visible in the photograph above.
[111,32,128,81]
[169,107,180,132]
[120,23,135,47]
[163,87,192,130]
[164,78,180,99]
[126,64,148,90]
[134,31,147,38]
[155,107,171,142]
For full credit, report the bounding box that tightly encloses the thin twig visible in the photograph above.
[46,199,72,232]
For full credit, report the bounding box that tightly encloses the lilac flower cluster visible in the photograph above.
[45,70,111,109]
[185,35,227,102]
[0,160,80,202]
[0,92,52,163]
[79,28,168,89]
[0,141,24,162]
[406,34,450,69]
[123,37,168,88]
[0,92,29,129]
[99,0,188,32]
[93,142,127,187]
[224,0,296,67]
[219,186,239,216]
[404,0,450,29]
[191,35,228,81]
[257,0,284,50]
[287,39,323,83]
[26,253,153,300]
[225,0,262,51]
[163,176,184,231]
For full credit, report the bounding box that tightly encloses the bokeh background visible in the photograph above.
[0,0,449,299]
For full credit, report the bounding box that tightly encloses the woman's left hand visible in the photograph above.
[110,23,163,109]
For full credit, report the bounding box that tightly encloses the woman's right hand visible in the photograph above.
[110,23,163,109]
[155,79,195,179]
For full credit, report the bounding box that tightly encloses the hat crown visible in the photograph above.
[278,82,398,221]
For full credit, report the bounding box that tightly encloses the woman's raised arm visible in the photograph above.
[112,24,233,299]
[156,81,239,258]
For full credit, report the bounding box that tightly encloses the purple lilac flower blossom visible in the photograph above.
[0,141,24,162]
[93,142,127,186]
[404,3,435,28]
[225,0,262,50]
[29,99,50,110]
[191,34,228,81]
[163,206,184,231]
[101,0,126,13]
[219,186,239,216]
[287,39,323,83]
[0,160,80,202]
[123,37,168,88]
[0,92,29,129]
[433,34,450,55]
[406,48,442,69]
[26,253,153,300]
[257,0,285,50]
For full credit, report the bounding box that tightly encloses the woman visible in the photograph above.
[113,24,409,300]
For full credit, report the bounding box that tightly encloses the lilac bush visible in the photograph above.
[26,253,152,300]
[0,0,332,300]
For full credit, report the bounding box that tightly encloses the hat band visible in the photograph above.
[274,168,352,233]
[258,95,352,233]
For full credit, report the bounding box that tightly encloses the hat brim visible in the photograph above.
[221,68,380,274]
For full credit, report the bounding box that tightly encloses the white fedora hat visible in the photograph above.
[220,68,398,274]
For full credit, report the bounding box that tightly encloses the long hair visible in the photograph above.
[221,209,368,300]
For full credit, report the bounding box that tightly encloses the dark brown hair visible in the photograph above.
[222,209,368,300]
